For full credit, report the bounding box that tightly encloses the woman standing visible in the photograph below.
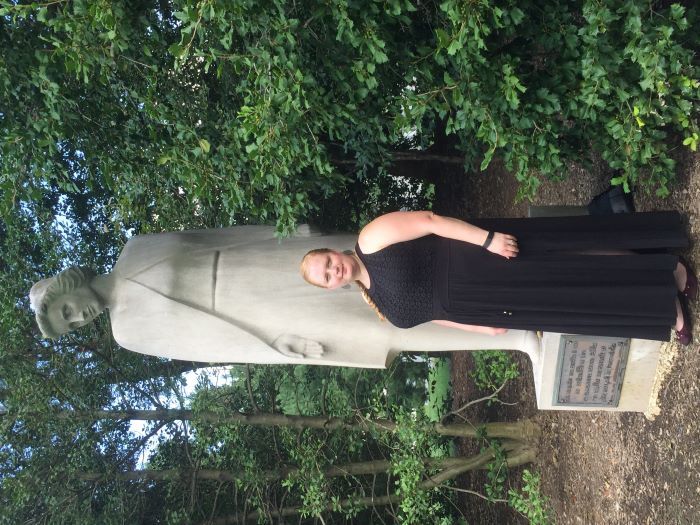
[301,211,695,344]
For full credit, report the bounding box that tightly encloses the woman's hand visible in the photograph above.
[487,232,519,259]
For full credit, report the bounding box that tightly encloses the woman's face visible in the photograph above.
[305,251,355,289]
[46,285,105,335]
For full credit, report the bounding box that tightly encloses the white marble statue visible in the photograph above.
[30,226,539,367]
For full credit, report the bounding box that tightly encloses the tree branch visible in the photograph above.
[199,445,535,524]
[440,484,507,504]
[441,377,511,424]
[119,420,168,468]
[244,365,260,413]
[39,408,540,443]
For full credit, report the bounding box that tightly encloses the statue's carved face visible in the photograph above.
[45,285,104,335]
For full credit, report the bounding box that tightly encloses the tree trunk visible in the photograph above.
[333,152,464,166]
[203,444,536,524]
[330,151,464,183]
[78,452,520,484]
[47,408,539,442]
[391,151,463,164]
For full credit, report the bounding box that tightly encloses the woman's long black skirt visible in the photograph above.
[435,211,688,341]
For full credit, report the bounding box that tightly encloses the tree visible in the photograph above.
[10,407,539,442]
[1,355,539,524]
[2,407,539,524]
[2,0,697,236]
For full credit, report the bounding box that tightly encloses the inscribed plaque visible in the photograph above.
[553,335,630,407]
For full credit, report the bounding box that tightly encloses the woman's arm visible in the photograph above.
[358,211,518,258]
[432,320,508,335]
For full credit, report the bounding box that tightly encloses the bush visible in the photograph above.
[402,0,699,198]
[508,469,554,525]
[3,1,696,234]
[471,350,520,393]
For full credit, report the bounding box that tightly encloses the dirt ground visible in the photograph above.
[439,151,700,524]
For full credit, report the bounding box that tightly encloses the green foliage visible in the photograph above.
[508,469,554,525]
[2,0,696,238]
[482,439,508,502]
[273,356,458,521]
[389,408,453,525]
[276,355,433,417]
[425,357,452,422]
[276,365,365,417]
[403,0,699,198]
[282,431,330,519]
[471,350,520,392]
[310,168,436,233]
[185,358,464,523]
[0,0,439,235]
[571,1,699,196]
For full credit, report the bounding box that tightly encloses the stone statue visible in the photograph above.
[30,226,539,367]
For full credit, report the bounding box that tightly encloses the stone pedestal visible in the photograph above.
[531,332,665,413]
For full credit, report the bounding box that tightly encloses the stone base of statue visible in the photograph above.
[531,332,673,417]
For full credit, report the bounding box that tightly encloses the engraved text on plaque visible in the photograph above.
[553,335,630,407]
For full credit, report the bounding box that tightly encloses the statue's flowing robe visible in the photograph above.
[108,226,537,367]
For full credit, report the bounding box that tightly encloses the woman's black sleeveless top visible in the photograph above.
[355,235,445,328]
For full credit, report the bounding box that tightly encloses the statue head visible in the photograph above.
[30,266,103,338]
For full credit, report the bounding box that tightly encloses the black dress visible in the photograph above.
[354,211,688,341]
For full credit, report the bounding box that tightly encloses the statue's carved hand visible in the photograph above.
[272,334,324,359]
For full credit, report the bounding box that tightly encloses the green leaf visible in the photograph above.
[435,28,449,48]
[480,148,495,171]
[198,139,211,154]
[447,39,462,56]
[670,4,685,20]
[639,77,653,91]
[168,43,185,58]
[509,7,525,25]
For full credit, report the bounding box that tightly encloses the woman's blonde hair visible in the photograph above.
[300,249,386,321]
